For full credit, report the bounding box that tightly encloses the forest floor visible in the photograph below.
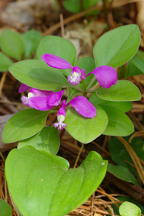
[0,0,144,215]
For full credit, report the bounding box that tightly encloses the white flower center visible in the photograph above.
[57,115,65,123]
[69,72,81,83]
[28,92,35,98]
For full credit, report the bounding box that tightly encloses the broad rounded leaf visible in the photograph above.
[18,127,60,154]
[83,0,100,9]
[64,0,81,13]
[65,107,108,144]
[0,53,13,72]
[22,30,42,58]
[5,147,107,216]
[0,199,12,216]
[90,94,132,112]
[96,80,141,101]
[93,24,141,67]
[9,60,67,91]
[108,164,138,185]
[2,109,48,143]
[36,36,77,65]
[0,29,24,60]
[103,107,134,136]
[119,201,141,216]
[126,51,144,77]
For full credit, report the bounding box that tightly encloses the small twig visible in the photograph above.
[129,130,144,142]
[0,72,7,96]
[43,5,102,35]
[60,14,65,37]
[73,144,84,168]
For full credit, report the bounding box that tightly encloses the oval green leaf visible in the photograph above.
[119,201,141,216]
[2,109,48,143]
[9,60,67,91]
[103,107,134,136]
[18,127,60,154]
[65,107,108,144]
[22,30,42,59]
[93,24,141,67]
[64,0,81,13]
[0,29,24,60]
[90,94,132,113]
[0,53,13,72]
[5,147,107,216]
[108,164,138,185]
[36,36,77,65]
[96,80,141,101]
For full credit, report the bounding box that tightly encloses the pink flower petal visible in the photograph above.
[47,90,64,106]
[18,84,30,93]
[69,96,96,118]
[29,96,52,111]
[42,54,72,69]
[29,88,52,97]
[92,66,117,88]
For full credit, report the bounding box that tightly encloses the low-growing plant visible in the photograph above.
[0,29,42,72]
[1,24,142,216]
[63,0,101,13]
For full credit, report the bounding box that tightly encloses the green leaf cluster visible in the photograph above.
[63,0,101,13]
[0,29,42,72]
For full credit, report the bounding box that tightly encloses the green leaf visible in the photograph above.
[2,109,48,143]
[96,80,141,101]
[0,29,24,60]
[0,199,12,216]
[103,107,134,136]
[90,94,132,112]
[0,53,13,72]
[108,137,135,174]
[83,0,101,9]
[76,56,96,89]
[64,0,81,13]
[130,138,144,160]
[65,107,108,144]
[5,147,107,216]
[93,24,141,67]
[18,127,60,154]
[108,164,138,185]
[9,60,67,91]
[117,196,144,214]
[126,51,144,77]
[22,30,42,58]
[36,36,77,65]
[119,201,141,216]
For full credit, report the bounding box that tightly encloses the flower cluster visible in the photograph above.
[19,54,118,130]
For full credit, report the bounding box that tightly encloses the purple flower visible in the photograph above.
[69,96,96,118]
[19,84,64,111]
[54,96,96,130]
[53,100,67,130]
[42,54,86,86]
[18,84,30,93]
[90,65,117,88]
[42,54,118,88]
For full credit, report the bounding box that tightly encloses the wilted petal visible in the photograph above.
[42,54,72,69]
[18,84,30,93]
[92,66,117,88]
[28,96,52,111]
[69,96,96,118]
[47,90,64,106]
